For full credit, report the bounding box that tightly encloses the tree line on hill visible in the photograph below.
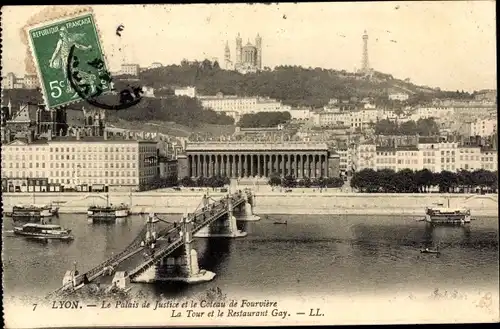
[74,93,234,127]
[1,88,233,127]
[138,63,470,108]
[350,168,498,193]
[375,118,440,136]
[238,111,291,128]
[268,174,345,188]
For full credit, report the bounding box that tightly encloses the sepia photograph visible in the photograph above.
[1,2,498,328]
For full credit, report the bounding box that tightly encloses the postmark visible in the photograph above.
[25,10,112,109]
[67,46,143,111]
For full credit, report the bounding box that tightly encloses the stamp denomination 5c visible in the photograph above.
[26,11,111,109]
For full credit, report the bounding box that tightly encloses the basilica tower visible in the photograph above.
[255,33,262,70]
[235,33,243,66]
[224,41,232,69]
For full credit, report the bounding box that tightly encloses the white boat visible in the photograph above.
[35,204,59,217]
[425,200,471,224]
[13,222,74,241]
[420,247,441,254]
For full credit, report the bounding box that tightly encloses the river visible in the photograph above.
[2,213,498,302]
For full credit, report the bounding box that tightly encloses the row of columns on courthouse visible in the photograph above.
[188,153,329,178]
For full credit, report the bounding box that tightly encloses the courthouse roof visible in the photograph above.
[185,142,329,152]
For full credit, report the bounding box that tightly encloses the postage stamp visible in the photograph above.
[2,3,499,329]
[25,10,111,109]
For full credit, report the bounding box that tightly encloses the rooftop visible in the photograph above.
[376,145,419,152]
[2,135,157,146]
[186,142,329,152]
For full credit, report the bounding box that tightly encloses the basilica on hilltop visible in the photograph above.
[224,33,262,74]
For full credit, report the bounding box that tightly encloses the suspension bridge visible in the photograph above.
[46,189,259,298]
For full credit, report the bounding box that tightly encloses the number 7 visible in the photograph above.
[33,303,37,311]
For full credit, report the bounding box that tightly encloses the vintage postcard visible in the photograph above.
[1,2,498,328]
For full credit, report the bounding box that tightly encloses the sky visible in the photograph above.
[1,2,497,92]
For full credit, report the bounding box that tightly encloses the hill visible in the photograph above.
[1,88,234,131]
[2,64,476,134]
[138,61,473,108]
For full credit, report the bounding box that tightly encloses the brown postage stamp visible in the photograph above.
[2,3,499,328]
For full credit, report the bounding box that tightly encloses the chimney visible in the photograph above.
[6,129,11,143]
[104,129,108,140]
[76,128,80,140]
[48,129,52,141]
[27,130,33,144]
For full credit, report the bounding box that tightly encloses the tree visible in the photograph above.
[196,176,208,187]
[416,118,440,136]
[377,168,396,192]
[302,176,312,188]
[165,173,178,187]
[415,169,433,192]
[324,177,343,188]
[268,173,282,186]
[238,111,291,128]
[438,170,457,193]
[351,169,379,192]
[313,177,326,188]
[281,175,297,188]
[180,176,195,187]
[349,169,496,194]
[374,119,398,135]
[395,169,417,193]
[457,169,473,193]
[400,121,417,135]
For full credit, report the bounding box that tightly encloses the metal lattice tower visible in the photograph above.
[362,30,369,73]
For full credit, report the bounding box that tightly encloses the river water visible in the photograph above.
[2,213,498,302]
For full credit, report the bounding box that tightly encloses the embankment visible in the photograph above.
[2,191,498,217]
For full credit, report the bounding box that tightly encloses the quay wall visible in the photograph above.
[1,191,498,217]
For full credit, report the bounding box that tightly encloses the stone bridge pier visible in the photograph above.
[132,215,215,283]
[234,190,260,222]
[194,194,247,238]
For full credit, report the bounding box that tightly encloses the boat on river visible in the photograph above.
[88,194,130,222]
[13,222,74,241]
[420,247,441,255]
[425,199,471,224]
[8,204,59,220]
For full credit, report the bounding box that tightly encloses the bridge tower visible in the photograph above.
[147,213,158,243]
[236,189,260,221]
[194,194,247,238]
[133,214,216,283]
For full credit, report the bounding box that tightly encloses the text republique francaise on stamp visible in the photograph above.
[26,11,111,109]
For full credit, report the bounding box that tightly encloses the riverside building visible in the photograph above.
[1,129,158,192]
[353,138,497,173]
[179,142,340,179]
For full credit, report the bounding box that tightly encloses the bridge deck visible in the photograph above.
[128,196,245,280]
[46,192,246,297]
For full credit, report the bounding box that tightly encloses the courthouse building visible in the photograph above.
[179,142,340,179]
